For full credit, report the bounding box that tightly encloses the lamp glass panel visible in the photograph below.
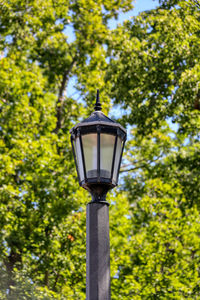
[100,134,115,178]
[74,137,84,181]
[82,133,97,178]
[113,137,123,182]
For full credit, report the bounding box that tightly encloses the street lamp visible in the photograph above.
[70,90,126,300]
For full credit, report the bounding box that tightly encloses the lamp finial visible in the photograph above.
[94,89,102,111]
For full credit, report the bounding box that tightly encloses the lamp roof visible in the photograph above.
[70,91,126,135]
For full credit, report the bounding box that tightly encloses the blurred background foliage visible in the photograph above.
[0,0,199,298]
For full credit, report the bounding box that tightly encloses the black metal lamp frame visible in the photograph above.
[70,90,127,202]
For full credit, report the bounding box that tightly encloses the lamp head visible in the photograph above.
[70,91,126,201]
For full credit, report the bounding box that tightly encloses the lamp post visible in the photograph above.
[70,90,126,300]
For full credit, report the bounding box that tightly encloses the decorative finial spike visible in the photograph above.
[97,89,99,103]
[94,89,102,111]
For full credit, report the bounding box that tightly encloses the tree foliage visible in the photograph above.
[0,0,133,298]
[0,0,200,299]
[106,0,200,298]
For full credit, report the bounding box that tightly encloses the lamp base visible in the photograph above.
[84,183,112,204]
[90,192,109,204]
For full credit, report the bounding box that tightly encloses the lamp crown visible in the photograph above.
[94,89,102,111]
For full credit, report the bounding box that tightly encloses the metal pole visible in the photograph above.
[86,201,110,300]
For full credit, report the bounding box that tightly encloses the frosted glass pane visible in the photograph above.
[82,134,97,178]
[113,137,123,182]
[75,137,84,181]
[100,134,115,178]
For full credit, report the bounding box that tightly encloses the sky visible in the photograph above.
[110,0,159,28]
[132,0,159,14]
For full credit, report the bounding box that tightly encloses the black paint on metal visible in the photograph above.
[111,135,117,180]
[71,136,80,182]
[86,201,110,300]
[79,134,87,181]
[94,89,102,111]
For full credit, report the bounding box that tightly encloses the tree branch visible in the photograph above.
[193,0,200,9]
[121,158,148,169]
[53,57,77,134]
[53,272,60,291]
[120,153,164,173]
[120,164,147,173]
[4,249,22,294]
